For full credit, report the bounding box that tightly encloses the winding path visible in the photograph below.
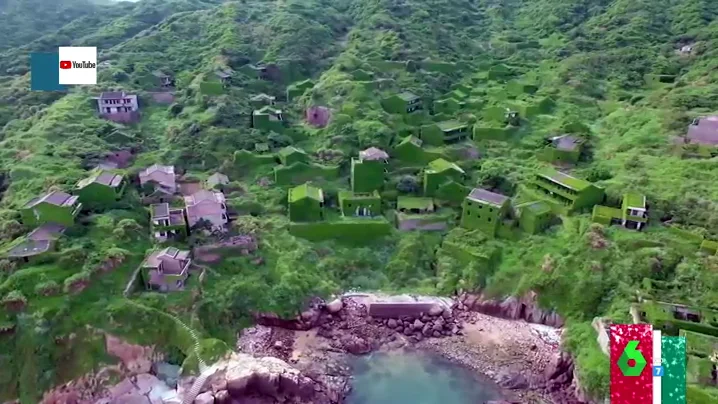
[122,298,217,404]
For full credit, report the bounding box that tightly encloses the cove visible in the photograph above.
[346,349,503,404]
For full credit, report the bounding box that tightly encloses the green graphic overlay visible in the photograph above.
[618,340,648,376]
[662,336,686,404]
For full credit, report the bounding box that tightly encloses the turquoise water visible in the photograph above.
[346,349,503,404]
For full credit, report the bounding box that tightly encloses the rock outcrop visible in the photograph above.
[182,352,343,404]
[457,291,564,328]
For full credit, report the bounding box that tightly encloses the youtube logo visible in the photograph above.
[57,47,97,85]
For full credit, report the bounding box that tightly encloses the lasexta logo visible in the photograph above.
[617,340,647,376]
[60,61,72,69]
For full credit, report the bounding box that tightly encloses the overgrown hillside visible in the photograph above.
[1,0,718,402]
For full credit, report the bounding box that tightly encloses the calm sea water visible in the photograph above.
[346,349,503,404]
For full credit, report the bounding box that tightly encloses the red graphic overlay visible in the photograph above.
[59,61,72,69]
[610,324,653,404]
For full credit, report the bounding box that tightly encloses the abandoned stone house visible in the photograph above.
[139,164,177,203]
[183,189,228,232]
[351,147,389,193]
[544,134,584,164]
[531,167,604,212]
[20,191,82,227]
[396,196,435,215]
[685,116,718,146]
[94,92,140,123]
[150,203,186,242]
[382,91,422,114]
[592,193,648,230]
[288,183,324,222]
[460,188,511,237]
[338,190,381,217]
[152,71,174,88]
[141,247,192,292]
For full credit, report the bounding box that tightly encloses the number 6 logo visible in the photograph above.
[617,340,648,376]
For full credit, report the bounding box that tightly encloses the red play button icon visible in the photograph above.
[59,60,72,69]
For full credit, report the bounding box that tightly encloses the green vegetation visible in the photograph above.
[2,0,718,401]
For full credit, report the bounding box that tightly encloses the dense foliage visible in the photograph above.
[1,0,718,402]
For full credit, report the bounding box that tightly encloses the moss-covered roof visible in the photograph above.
[437,120,467,132]
[398,91,419,101]
[279,146,306,156]
[397,196,434,210]
[623,192,646,209]
[427,158,464,174]
[537,167,592,191]
[338,190,380,202]
[398,135,423,147]
[289,183,323,203]
[254,106,282,115]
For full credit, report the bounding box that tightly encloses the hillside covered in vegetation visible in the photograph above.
[1,0,718,402]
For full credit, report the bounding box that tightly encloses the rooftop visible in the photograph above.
[289,183,324,203]
[398,91,420,102]
[399,135,423,147]
[686,116,718,145]
[624,192,646,209]
[466,188,509,207]
[279,146,306,156]
[151,203,170,218]
[250,93,276,101]
[254,106,282,116]
[99,91,128,99]
[7,240,52,258]
[28,223,66,241]
[143,247,191,272]
[24,191,79,209]
[185,189,225,206]
[518,200,552,215]
[550,134,583,151]
[437,120,468,133]
[427,158,465,174]
[397,196,434,211]
[338,190,380,201]
[537,167,592,191]
[76,170,123,189]
[359,147,389,161]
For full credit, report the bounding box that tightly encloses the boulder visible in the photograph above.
[194,391,215,404]
[326,299,343,314]
[428,305,443,316]
[496,370,529,390]
[413,319,424,330]
[340,335,371,355]
[387,319,398,329]
[441,308,452,319]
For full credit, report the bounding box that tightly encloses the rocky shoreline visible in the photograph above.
[33,292,591,404]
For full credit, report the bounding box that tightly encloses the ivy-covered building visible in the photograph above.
[286,79,315,101]
[250,93,276,108]
[423,158,465,197]
[393,135,424,163]
[592,193,648,230]
[541,134,584,164]
[516,200,555,234]
[278,146,309,166]
[397,196,435,214]
[460,188,511,237]
[150,203,187,241]
[421,120,470,146]
[531,167,604,212]
[381,91,422,114]
[20,191,82,227]
[338,191,381,217]
[74,170,126,206]
[252,106,284,132]
[288,183,325,222]
[351,147,389,193]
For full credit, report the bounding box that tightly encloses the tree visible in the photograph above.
[396,175,419,194]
